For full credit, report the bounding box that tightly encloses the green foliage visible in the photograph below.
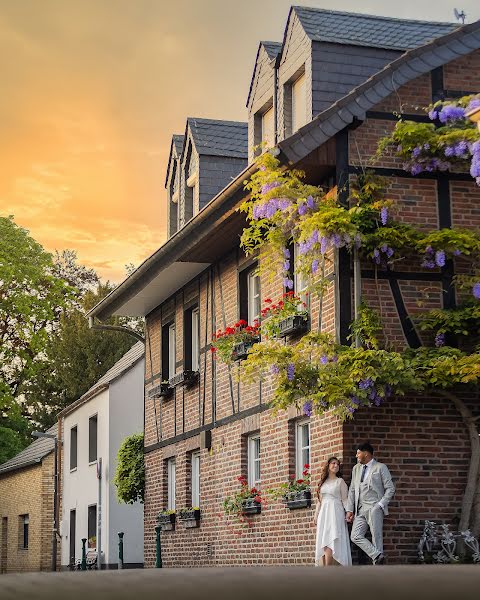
[267,465,311,501]
[259,292,309,339]
[348,303,383,349]
[211,320,260,364]
[223,475,263,523]
[114,433,145,505]
[416,303,480,338]
[418,228,480,258]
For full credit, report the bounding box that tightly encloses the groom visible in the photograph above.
[346,442,395,565]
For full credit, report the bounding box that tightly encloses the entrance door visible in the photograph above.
[69,510,76,565]
[1,517,7,573]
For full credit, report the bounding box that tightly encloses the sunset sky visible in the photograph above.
[1,0,479,283]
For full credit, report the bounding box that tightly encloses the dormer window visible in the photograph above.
[261,106,275,149]
[171,162,180,204]
[291,73,307,133]
[184,146,197,222]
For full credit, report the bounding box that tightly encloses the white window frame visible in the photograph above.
[294,245,309,305]
[191,450,200,508]
[291,72,307,133]
[295,419,311,479]
[261,106,275,149]
[168,323,176,378]
[248,434,261,488]
[247,270,260,325]
[191,308,200,372]
[167,458,176,511]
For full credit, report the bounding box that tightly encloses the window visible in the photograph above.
[169,324,176,378]
[184,307,199,372]
[247,270,261,325]
[191,450,200,507]
[87,505,97,549]
[19,515,29,549]
[185,148,197,222]
[295,420,311,479]
[167,458,176,510]
[261,106,275,149]
[248,434,261,488]
[69,510,76,562]
[70,426,77,470]
[88,415,97,463]
[291,73,307,133]
[293,244,309,304]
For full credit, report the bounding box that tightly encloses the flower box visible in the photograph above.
[168,370,199,389]
[232,338,259,361]
[277,314,309,338]
[285,489,312,510]
[157,512,176,531]
[147,382,172,400]
[241,498,262,515]
[178,509,201,528]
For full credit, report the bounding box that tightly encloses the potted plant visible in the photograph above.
[178,507,201,527]
[211,320,260,364]
[223,476,263,521]
[88,536,96,549]
[267,464,312,510]
[260,293,309,339]
[157,509,176,530]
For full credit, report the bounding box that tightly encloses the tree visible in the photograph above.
[114,433,145,504]
[0,216,74,452]
[23,282,139,430]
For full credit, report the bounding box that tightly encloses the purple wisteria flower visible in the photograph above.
[270,364,280,375]
[422,259,436,269]
[311,259,319,274]
[306,195,315,209]
[286,363,295,381]
[283,260,290,271]
[351,396,360,405]
[373,248,381,265]
[438,104,465,124]
[283,248,291,258]
[320,236,328,255]
[428,107,440,121]
[470,141,480,185]
[380,206,388,226]
[347,406,356,414]
[435,250,446,268]
[435,332,445,347]
[358,378,373,390]
[467,98,480,112]
[412,146,422,159]
[261,181,281,194]
[298,202,307,216]
[320,355,329,365]
[386,247,394,258]
[283,278,294,290]
[453,249,462,256]
[302,401,313,417]
[473,282,480,300]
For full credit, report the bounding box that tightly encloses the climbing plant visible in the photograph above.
[114,433,145,505]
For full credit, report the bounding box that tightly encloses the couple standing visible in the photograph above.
[314,442,395,566]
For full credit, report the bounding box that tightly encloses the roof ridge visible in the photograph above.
[187,117,248,126]
[292,5,458,28]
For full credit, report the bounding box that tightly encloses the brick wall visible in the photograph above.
[142,50,480,567]
[0,456,57,573]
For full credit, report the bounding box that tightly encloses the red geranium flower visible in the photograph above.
[253,495,261,503]
[304,464,310,469]
[264,298,272,303]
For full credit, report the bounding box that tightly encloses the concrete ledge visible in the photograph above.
[0,566,478,600]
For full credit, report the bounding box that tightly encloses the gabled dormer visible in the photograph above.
[247,41,282,162]
[247,7,458,147]
[177,118,248,229]
[165,134,184,238]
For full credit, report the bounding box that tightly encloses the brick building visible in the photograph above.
[0,425,59,573]
[88,8,480,567]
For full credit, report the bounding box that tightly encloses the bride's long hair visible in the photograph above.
[316,456,343,500]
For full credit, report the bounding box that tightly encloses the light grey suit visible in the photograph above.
[347,460,395,561]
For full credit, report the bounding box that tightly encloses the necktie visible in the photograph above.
[360,464,368,483]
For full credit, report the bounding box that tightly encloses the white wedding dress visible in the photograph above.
[315,477,352,566]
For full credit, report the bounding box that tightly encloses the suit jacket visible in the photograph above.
[346,461,395,516]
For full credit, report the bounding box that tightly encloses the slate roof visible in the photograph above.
[293,6,459,51]
[262,41,282,60]
[172,134,184,156]
[186,118,248,158]
[0,424,57,476]
[279,17,480,163]
[58,341,145,417]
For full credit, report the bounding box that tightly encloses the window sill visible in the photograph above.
[69,467,77,473]
[186,172,197,188]
[89,460,98,467]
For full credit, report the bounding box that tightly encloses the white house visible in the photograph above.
[58,342,144,569]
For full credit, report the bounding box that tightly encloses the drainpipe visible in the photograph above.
[273,54,281,144]
[88,317,145,344]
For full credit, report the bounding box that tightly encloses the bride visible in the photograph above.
[314,457,352,566]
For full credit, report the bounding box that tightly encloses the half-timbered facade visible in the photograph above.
[88,8,480,567]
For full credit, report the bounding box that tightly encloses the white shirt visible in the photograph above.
[360,458,385,510]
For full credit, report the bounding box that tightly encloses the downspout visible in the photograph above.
[88,317,145,344]
[273,54,280,144]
